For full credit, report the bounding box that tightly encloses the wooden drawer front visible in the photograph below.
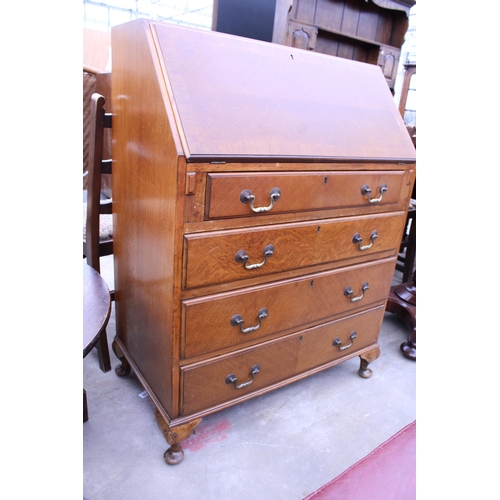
[181,306,384,415]
[184,212,405,289]
[206,171,406,219]
[295,306,384,373]
[182,259,395,358]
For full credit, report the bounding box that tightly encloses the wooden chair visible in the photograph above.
[83,93,113,372]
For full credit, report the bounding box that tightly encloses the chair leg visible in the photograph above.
[83,388,88,422]
[402,217,416,283]
[95,329,111,372]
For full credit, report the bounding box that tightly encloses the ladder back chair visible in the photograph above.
[83,92,113,372]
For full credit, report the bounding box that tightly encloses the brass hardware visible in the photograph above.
[235,245,274,270]
[352,230,379,251]
[333,331,357,351]
[231,308,268,334]
[225,364,260,389]
[361,183,388,203]
[240,188,281,212]
[344,282,370,302]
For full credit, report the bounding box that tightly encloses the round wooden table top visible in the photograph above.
[83,263,111,358]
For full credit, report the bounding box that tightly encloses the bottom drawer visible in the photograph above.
[181,305,385,415]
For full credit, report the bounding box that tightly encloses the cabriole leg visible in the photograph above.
[112,338,131,377]
[358,346,380,378]
[155,410,202,465]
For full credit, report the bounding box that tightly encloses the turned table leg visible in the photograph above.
[112,339,132,377]
[386,273,416,361]
[358,346,380,378]
[400,319,416,360]
[155,410,202,465]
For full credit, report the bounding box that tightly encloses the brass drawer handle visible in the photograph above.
[225,364,260,389]
[361,183,387,203]
[352,230,378,251]
[344,282,370,302]
[231,308,268,334]
[235,245,274,270]
[240,188,281,212]
[333,331,357,351]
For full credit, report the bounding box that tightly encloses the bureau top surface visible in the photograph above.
[140,20,416,162]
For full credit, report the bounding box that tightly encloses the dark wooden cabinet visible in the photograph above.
[110,18,416,464]
[281,0,415,88]
[213,1,415,88]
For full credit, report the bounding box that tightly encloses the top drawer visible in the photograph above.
[206,170,406,219]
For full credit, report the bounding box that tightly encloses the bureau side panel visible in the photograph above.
[111,19,182,417]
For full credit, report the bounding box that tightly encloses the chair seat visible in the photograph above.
[83,203,113,241]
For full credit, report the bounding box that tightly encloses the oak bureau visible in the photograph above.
[110,19,416,464]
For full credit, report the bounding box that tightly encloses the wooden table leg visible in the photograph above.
[386,273,416,361]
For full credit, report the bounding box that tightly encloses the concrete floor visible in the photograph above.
[83,256,415,500]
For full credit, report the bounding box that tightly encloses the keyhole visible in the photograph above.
[310,280,314,287]
[324,177,328,185]
[317,226,321,233]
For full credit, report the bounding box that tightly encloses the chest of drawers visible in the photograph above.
[110,19,416,465]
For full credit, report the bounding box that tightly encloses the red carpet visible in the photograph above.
[304,420,416,500]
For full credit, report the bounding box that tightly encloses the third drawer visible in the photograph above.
[181,258,395,358]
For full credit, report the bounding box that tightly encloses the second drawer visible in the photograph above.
[184,211,406,289]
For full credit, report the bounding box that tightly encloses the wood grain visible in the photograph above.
[181,259,395,358]
[184,212,405,289]
[207,170,406,218]
[181,305,384,414]
[110,19,416,456]
[152,22,415,161]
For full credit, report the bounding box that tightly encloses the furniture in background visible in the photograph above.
[83,72,112,196]
[386,125,416,360]
[386,273,416,360]
[83,93,114,372]
[304,420,416,499]
[395,126,416,284]
[283,0,415,89]
[83,262,111,422]
[398,63,416,125]
[213,0,415,90]
[212,0,278,42]
[83,28,112,75]
[396,198,415,283]
[110,19,416,464]
[83,27,112,194]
